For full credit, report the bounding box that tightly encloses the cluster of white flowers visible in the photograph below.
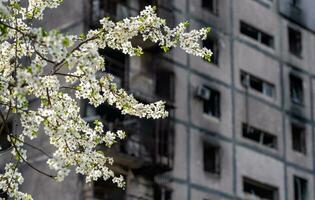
[0,164,32,200]
[0,1,212,199]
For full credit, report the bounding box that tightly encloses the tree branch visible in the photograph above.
[9,135,56,179]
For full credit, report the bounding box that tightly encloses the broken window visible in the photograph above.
[203,142,220,175]
[0,121,12,152]
[290,74,304,105]
[90,0,128,27]
[154,185,172,200]
[291,123,306,154]
[243,177,278,200]
[242,123,277,149]
[196,86,220,119]
[240,21,274,48]
[294,176,308,200]
[288,27,302,57]
[100,48,127,88]
[156,118,173,158]
[140,0,158,11]
[202,0,219,15]
[93,179,126,200]
[155,70,175,102]
[291,0,300,8]
[0,190,8,199]
[203,37,219,65]
[241,71,274,98]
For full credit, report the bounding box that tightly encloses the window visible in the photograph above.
[0,190,8,199]
[0,121,12,152]
[155,70,175,102]
[240,21,274,48]
[288,27,302,57]
[100,48,127,88]
[197,86,220,118]
[241,71,274,98]
[93,179,126,200]
[242,123,277,149]
[202,0,219,15]
[291,0,300,7]
[91,0,128,26]
[154,185,172,200]
[203,38,219,65]
[291,123,306,154]
[290,74,304,105]
[203,142,220,175]
[294,176,308,200]
[140,0,158,11]
[243,177,278,200]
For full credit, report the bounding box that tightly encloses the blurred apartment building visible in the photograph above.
[2,0,315,200]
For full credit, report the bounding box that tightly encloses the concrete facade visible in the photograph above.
[2,0,315,200]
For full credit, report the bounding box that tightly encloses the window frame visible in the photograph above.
[155,69,175,103]
[201,86,221,119]
[203,141,221,175]
[289,73,304,106]
[201,0,219,16]
[243,177,279,200]
[294,176,308,200]
[242,123,278,149]
[288,26,303,58]
[240,21,274,48]
[203,37,219,66]
[291,123,307,155]
[241,70,275,98]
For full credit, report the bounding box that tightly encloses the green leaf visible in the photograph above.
[183,21,190,27]
[0,24,8,37]
[62,37,70,47]
[161,45,169,53]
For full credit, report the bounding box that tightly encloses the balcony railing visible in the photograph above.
[113,116,174,173]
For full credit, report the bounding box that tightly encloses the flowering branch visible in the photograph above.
[0,1,212,199]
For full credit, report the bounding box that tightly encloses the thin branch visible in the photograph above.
[10,135,52,158]
[53,72,81,78]
[0,20,33,38]
[33,46,56,64]
[52,35,99,73]
[46,88,52,106]
[9,135,56,179]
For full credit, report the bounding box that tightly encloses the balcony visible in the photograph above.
[83,99,174,175]
[111,115,174,174]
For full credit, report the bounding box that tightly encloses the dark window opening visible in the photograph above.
[242,123,277,149]
[154,185,172,200]
[90,0,128,27]
[201,87,220,118]
[202,0,219,15]
[155,70,175,102]
[93,179,126,200]
[291,0,300,8]
[0,190,8,199]
[288,27,302,57]
[243,177,278,200]
[0,121,12,152]
[290,74,304,105]
[140,0,158,11]
[291,123,306,154]
[100,48,127,88]
[294,176,308,200]
[203,142,220,175]
[241,71,274,97]
[240,21,274,48]
[156,118,173,158]
[203,38,219,65]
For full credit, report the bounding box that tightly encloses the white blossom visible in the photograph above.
[0,1,212,199]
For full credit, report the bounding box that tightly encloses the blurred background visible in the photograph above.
[4,0,315,199]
